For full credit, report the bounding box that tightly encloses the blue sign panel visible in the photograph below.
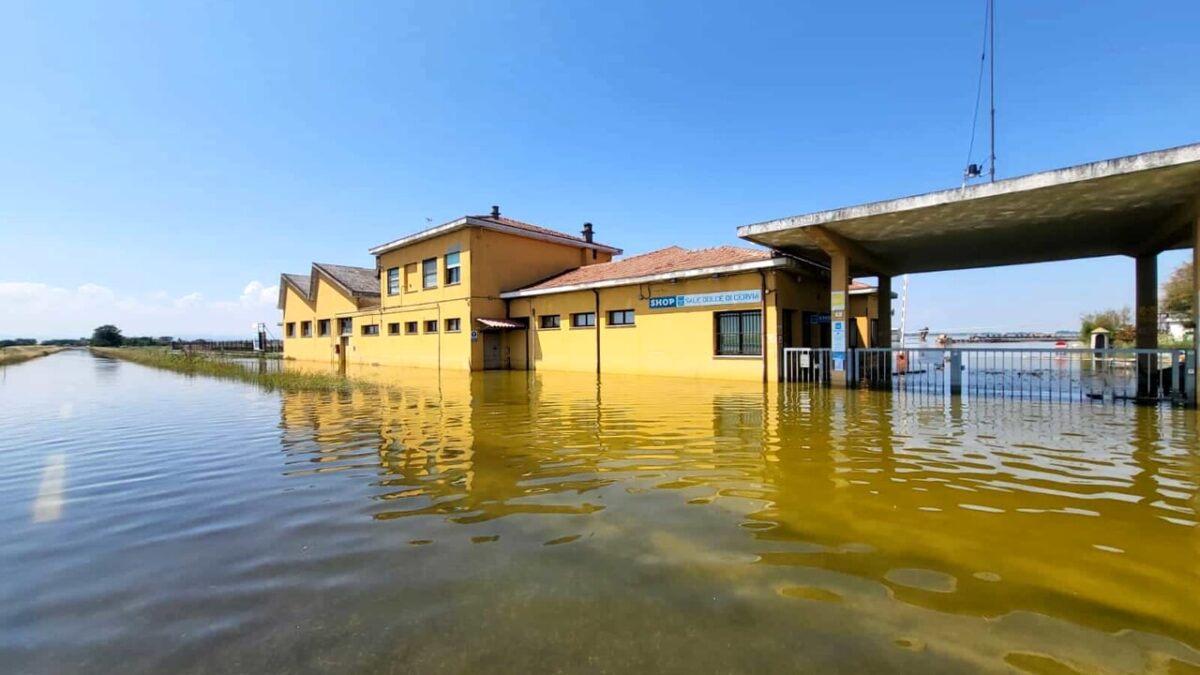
[647,289,761,310]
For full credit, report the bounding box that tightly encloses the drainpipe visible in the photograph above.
[526,301,534,372]
[759,270,768,384]
[592,288,601,377]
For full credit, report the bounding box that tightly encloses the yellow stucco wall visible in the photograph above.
[508,272,778,381]
[282,275,365,363]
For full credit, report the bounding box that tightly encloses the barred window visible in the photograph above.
[422,258,437,289]
[714,311,761,356]
[387,267,400,295]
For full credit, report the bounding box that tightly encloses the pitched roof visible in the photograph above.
[368,211,622,256]
[282,273,311,296]
[312,262,379,298]
[502,245,783,297]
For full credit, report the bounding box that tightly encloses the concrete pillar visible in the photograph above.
[874,275,893,387]
[830,252,850,388]
[1135,253,1158,399]
[1193,215,1199,406]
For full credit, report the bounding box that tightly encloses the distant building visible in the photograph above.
[278,207,887,380]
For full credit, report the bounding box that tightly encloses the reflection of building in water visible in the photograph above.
[278,207,887,380]
[278,368,776,523]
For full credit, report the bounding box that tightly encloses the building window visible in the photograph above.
[607,309,635,326]
[388,322,400,336]
[444,251,461,285]
[715,310,762,356]
[404,263,418,292]
[286,322,295,338]
[301,321,312,338]
[571,312,596,328]
[317,319,330,337]
[338,318,353,336]
[422,258,437,289]
[405,321,418,335]
[387,267,400,295]
[445,317,461,332]
[361,324,379,336]
[539,314,560,329]
[424,320,438,333]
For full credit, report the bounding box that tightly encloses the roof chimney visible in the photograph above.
[582,222,594,243]
[491,205,500,219]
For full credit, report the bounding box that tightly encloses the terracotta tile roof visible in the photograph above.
[313,262,380,297]
[513,245,774,293]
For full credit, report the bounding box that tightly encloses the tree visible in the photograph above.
[1080,307,1135,343]
[90,325,124,347]
[1161,260,1193,317]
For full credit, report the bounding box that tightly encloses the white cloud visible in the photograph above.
[0,280,281,339]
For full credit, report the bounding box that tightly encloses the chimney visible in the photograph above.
[491,205,500,219]
[582,222,594,243]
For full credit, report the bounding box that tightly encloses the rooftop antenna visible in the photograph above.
[963,0,996,185]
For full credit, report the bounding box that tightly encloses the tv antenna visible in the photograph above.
[963,0,996,184]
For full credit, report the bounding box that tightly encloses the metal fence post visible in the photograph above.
[949,349,962,396]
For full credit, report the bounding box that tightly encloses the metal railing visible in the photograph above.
[782,346,1197,406]
[781,347,832,383]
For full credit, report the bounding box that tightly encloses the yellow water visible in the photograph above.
[2,351,1198,674]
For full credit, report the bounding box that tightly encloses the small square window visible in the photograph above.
[571,312,596,328]
[317,319,330,337]
[424,320,438,333]
[361,324,379,336]
[301,321,312,337]
[386,267,400,295]
[539,314,560,329]
[286,322,295,338]
[445,318,461,332]
[607,309,635,326]
[388,322,400,335]
[405,321,418,335]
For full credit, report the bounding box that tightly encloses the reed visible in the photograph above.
[89,347,371,393]
[0,346,66,366]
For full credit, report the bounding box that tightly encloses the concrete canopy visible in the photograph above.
[738,143,1200,276]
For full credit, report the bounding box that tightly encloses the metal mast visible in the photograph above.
[989,0,996,182]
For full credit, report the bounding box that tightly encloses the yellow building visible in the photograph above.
[278,207,888,380]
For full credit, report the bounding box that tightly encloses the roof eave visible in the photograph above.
[499,257,791,299]
[368,216,623,257]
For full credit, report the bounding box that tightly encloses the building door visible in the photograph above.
[483,332,502,370]
[338,336,349,372]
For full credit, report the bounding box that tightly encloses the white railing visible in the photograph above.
[782,346,1197,405]
[781,347,832,383]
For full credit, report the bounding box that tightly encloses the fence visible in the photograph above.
[782,347,1197,406]
[176,339,283,354]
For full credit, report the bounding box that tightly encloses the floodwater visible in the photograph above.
[2,351,1199,674]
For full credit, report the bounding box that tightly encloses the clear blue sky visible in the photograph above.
[1,1,1197,338]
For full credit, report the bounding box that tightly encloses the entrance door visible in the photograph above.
[482,332,502,370]
[338,336,349,372]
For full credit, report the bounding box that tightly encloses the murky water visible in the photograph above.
[2,351,1199,674]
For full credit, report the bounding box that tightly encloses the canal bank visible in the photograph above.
[1,350,1198,674]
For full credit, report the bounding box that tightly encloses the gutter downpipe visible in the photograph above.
[759,270,769,384]
[592,289,601,377]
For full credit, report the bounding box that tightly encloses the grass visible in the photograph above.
[0,345,67,366]
[90,347,372,393]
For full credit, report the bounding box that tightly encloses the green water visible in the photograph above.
[1,351,1198,674]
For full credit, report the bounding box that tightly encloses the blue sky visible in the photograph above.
[1,1,1196,338]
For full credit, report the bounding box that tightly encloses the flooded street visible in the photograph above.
[2,350,1199,674]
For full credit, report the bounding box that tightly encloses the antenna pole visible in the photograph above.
[988,0,996,182]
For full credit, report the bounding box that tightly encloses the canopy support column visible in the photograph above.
[830,252,851,388]
[1135,253,1159,400]
[1193,213,1199,406]
[874,275,893,388]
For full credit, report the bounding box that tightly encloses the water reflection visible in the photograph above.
[274,361,1200,671]
[1,352,1198,674]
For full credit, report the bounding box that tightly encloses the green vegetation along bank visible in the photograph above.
[89,347,369,393]
[0,346,67,366]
